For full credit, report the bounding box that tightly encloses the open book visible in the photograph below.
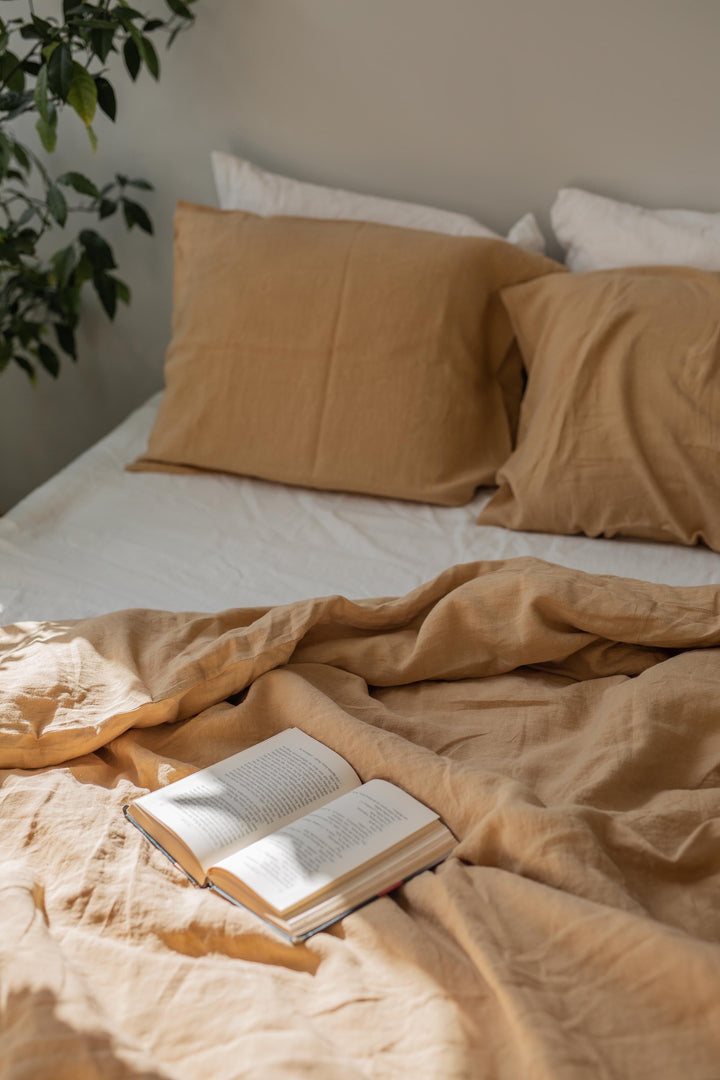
[124,728,455,942]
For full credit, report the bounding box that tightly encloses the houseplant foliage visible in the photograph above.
[0,0,196,381]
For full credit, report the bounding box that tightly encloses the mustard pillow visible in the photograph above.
[130,202,561,505]
[478,266,720,548]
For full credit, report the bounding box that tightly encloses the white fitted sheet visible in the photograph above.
[2,394,719,625]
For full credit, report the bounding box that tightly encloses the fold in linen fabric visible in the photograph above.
[1,557,719,1079]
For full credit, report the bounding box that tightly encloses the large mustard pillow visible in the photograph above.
[478,266,720,548]
[130,202,561,505]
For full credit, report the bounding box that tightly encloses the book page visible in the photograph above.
[134,728,360,871]
[212,779,439,914]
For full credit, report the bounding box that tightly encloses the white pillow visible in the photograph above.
[552,187,720,272]
[211,151,546,255]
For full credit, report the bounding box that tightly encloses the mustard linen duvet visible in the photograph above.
[1,557,719,1079]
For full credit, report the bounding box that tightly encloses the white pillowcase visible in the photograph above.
[211,151,546,254]
[552,187,720,272]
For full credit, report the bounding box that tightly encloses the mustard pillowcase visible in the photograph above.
[131,202,561,505]
[478,266,720,548]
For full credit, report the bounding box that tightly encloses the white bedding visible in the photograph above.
[2,394,719,625]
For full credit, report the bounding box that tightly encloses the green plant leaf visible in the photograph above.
[167,23,183,48]
[47,42,73,100]
[128,177,153,190]
[0,52,26,93]
[51,244,76,289]
[35,107,57,152]
[54,321,77,360]
[14,354,36,383]
[114,277,131,304]
[11,227,38,255]
[143,18,165,32]
[94,75,116,120]
[12,141,31,171]
[123,36,140,80]
[98,198,116,219]
[20,17,53,42]
[137,36,159,79]
[93,271,117,319]
[87,124,98,152]
[18,320,42,347]
[34,62,49,121]
[74,251,94,285]
[79,229,116,271]
[112,5,145,21]
[16,205,35,227]
[46,184,68,226]
[122,197,153,233]
[37,342,60,377]
[0,245,16,268]
[0,133,10,178]
[67,62,97,125]
[77,19,119,31]
[165,0,193,18]
[57,170,100,198]
[90,28,114,62]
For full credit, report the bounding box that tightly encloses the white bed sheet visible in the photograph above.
[2,394,719,625]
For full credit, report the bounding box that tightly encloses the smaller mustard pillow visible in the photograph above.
[130,202,561,505]
[478,266,720,549]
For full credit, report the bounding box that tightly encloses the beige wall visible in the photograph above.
[3,0,720,510]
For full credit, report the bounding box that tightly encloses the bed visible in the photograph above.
[4,393,720,628]
[2,165,720,1080]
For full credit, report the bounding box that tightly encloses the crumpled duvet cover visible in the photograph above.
[1,557,719,1080]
